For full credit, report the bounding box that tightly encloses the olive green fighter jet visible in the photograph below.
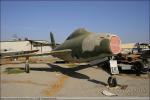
[53,28,121,63]
[1,28,121,87]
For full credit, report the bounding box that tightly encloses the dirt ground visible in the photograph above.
[0,56,149,99]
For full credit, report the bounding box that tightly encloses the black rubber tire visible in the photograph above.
[107,76,117,87]
[25,63,30,73]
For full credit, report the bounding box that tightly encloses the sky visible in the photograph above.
[1,0,149,43]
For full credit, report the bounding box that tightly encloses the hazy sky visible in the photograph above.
[1,0,149,43]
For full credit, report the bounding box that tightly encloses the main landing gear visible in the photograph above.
[25,57,30,73]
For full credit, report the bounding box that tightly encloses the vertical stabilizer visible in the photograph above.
[50,32,56,49]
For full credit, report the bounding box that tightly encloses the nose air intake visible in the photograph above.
[110,36,121,54]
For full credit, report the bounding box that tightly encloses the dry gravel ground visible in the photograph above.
[0,59,149,99]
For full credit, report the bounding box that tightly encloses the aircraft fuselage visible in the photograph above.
[53,29,121,63]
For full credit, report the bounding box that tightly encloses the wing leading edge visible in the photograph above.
[1,49,72,59]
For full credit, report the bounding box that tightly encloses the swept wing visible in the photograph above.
[1,49,72,59]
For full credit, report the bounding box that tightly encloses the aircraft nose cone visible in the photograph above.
[110,36,121,54]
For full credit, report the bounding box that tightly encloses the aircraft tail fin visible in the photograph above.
[50,32,56,49]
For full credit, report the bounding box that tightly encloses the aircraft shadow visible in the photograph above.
[25,63,107,86]
[54,62,92,71]
[46,63,90,79]
[47,63,107,86]
[9,63,107,86]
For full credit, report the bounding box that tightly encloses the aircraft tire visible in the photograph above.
[107,76,117,87]
[25,63,30,73]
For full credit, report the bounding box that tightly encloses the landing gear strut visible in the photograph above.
[107,59,119,87]
[25,57,30,73]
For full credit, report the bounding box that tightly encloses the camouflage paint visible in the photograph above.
[53,28,121,63]
[50,32,56,49]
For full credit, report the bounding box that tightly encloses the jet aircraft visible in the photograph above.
[1,28,121,87]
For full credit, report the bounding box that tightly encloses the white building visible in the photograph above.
[121,43,135,54]
[121,43,149,54]
[0,40,52,53]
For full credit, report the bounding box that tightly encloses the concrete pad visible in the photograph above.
[1,63,149,97]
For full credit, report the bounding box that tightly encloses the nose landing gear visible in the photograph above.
[108,75,117,87]
[107,59,119,87]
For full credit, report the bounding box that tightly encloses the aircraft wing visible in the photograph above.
[1,49,72,59]
[0,50,39,57]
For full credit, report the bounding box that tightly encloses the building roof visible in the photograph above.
[0,40,49,43]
